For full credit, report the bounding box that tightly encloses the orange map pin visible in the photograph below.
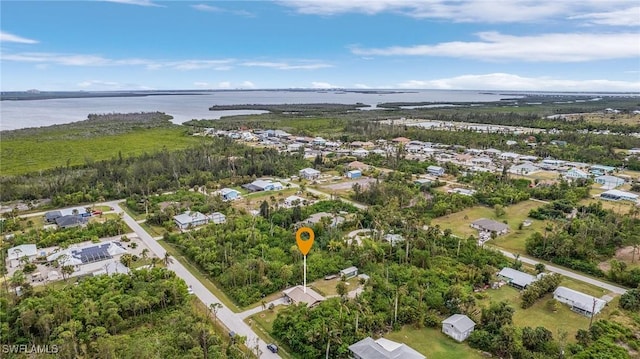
[296,227,315,255]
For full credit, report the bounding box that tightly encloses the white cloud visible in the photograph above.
[279,0,640,26]
[396,73,640,92]
[77,80,120,88]
[104,0,164,7]
[352,32,640,62]
[218,81,232,89]
[191,4,254,16]
[568,6,640,26]
[240,81,256,88]
[193,82,211,88]
[311,81,340,88]
[353,83,371,89]
[241,61,332,70]
[1,52,235,70]
[0,31,39,44]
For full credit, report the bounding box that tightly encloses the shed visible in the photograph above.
[339,266,358,279]
[442,314,476,342]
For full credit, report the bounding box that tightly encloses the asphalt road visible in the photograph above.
[106,201,281,358]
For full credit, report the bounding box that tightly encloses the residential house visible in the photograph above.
[219,188,241,201]
[510,162,539,175]
[442,314,476,342]
[302,212,345,228]
[282,285,325,307]
[589,165,616,176]
[47,241,127,269]
[55,215,88,229]
[498,267,539,290]
[348,337,425,359]
[553,286,606,316]
[600,189,639,202]
[414,178,431,186]
[284,195,307,207]
[7,244,38,268]
[564,168,589,180]
[427,165,445,176]
[312,137,326,146]
[352,148,370,158]
[392,137,411,144]
[209,212,227,224]
[339,266,358,279]
[471,218,509,236]
[500,152,520,161]
[470,157,492,167]
[449,188,476,196]
[299,167,321,180]
[44,206,91,223]
[594,175,625,189]
[383,234,404,246]
[347,170,362,179]
[242,179,284,192]
[174,211,209,230]
[348,161,370,171]
[92,260,130,276]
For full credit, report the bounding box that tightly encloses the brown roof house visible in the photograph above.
[282,285,325,307]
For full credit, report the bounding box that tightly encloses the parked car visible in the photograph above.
[267,344,278,353]
[187,285,194,295]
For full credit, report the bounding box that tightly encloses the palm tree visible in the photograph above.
[162,252,173,267]
[150,257,160,268]
[208,302,222,325]
[140,248,150,263]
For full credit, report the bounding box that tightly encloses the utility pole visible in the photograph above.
[589,298,597,329]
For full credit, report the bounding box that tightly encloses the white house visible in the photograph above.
[7,244,38,268]
[339,266,358,279]
[442,314,476,342]
[282,285,325,307]
[564,168,589,180]
[553,286,607,317]
[174,211,209,229]
[600,189,639,202]
[284,195,307,207]
[352,148,370,158]
[498,267,539,290]
[209,212,227,224]
[594,175,625,189]
[510,162,539,175]
[299,167,321,180]
[500,152,520,161]
[427,165,445,176]
[243,180,284,192]
[349,337,424,359]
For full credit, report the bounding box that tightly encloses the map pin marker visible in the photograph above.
[296,227,315,255]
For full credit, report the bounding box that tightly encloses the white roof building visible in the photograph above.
[7,244,38,261]
[349,337,424,359]
[553,286,607,316]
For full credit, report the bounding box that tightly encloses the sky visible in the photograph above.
[1,0,639,92]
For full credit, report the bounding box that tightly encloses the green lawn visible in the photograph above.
[478,284,617,341]
[385,326,483,359]
[310,276,361,297]
[247,306,293,359]
[431,200,547,253]
[1,126,202,175]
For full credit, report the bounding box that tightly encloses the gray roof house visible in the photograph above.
[349,337,424,359]
[7,244,38,268]
[55,215,88,229]
[553,286,607,317]
[174,211,209,230]
[442,314,476,342]
[498,267,539,290]
[470,218,509,235]
[282,285,325,307]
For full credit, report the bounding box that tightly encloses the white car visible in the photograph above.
[187,285,194,295]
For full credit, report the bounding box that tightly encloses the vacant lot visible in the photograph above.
[320,177,377,191]
[431,200,547,253]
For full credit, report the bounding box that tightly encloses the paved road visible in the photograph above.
[105,201,280,358]
[496,249,627,295]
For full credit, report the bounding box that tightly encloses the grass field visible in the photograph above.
[1,126,203,175]
[385,326,483,359]
[477,282,619,341]
[309,276,361,297]
[431,200,547,253]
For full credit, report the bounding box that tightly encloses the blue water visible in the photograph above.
[0,89,630,131]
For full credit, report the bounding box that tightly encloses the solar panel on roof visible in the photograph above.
[72,243,113,264]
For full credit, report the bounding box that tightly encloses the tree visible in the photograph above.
[535,263,546,274]
[120,254,134,268]
[9,270,25,295]
[336,282,347,298]
[259,200,270,218]
[480,301,514,334]
[140,248,150,262]
[208,302,223,325]
[618,288,640,311]
[61,265,75,281]
[163,252,173,267]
